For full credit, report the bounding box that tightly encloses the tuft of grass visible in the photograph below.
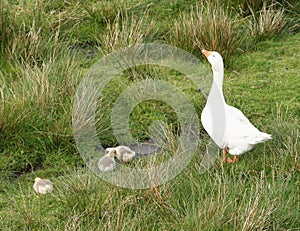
[84,1,124,26]
[169,0,297,64]
[248,2,288,40]
[170,1,247,64]
[96,10,157,55]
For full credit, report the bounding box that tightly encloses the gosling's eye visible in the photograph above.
[212,55,215,57]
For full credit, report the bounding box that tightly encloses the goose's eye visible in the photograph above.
[212,55,215,57]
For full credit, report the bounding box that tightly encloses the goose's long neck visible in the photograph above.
[212,66,224,91]
[207,66,225,104]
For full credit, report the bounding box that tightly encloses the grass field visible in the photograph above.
[0,0,299,230]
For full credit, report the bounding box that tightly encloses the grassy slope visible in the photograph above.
[1,33,299,230]
[0,0,299,230]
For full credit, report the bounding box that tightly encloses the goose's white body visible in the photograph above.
[201,50,271,157]
[201,102,272,155]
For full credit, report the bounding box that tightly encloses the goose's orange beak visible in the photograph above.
[202,49,211,58]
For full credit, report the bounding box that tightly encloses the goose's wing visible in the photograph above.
[223,105,271,155]
[226,105,252,124]
[225,105,261,137]
[225,105,271,142]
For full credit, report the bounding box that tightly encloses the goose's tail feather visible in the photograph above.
[249,132,272,144]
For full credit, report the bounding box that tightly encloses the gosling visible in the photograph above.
[105,145,135,163]
[98,149,117,172]
[33,177,53,194]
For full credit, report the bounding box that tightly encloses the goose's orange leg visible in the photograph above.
[222,149,227,163]
[222,149,238,163]
[233,155,238,163]
[226,155,238,163]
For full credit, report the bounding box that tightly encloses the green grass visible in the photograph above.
[0,0,300,230]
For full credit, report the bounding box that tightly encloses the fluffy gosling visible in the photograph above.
[33,177,53,194]
[98,149,117,172]
[105,145,136,163]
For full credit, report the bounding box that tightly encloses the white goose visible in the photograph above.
[201,50,272,163]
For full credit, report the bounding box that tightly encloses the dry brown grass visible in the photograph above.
[170,1,246,64]
[249,2,288,39]
[97,10,156,55]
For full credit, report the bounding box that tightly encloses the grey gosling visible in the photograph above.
[98,149,117,172]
